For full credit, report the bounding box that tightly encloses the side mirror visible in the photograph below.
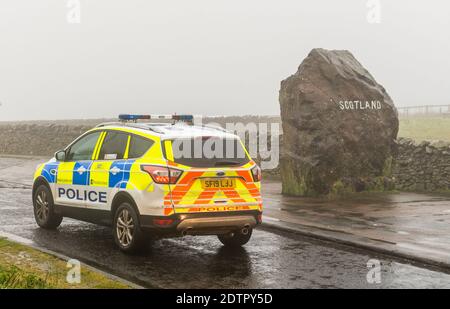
[55,150,66,162]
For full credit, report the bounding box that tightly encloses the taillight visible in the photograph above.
[251,165,262,182]
[141,165,183,184]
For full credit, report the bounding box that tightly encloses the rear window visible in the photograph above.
[98,131,129,160]
[128,135,154,159]
[164,137,250,168]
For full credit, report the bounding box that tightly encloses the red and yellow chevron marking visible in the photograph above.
[163,164,262,214]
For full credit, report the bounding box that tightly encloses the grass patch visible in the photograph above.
[0,265,50,288]
[399,116,450,142]
[0,238,131,289]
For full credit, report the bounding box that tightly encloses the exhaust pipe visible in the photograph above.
[182,228,192,236]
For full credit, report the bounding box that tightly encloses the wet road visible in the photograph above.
[1,157,450,288]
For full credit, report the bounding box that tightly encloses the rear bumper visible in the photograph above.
[177,215,256,235]
[140,210,262,236]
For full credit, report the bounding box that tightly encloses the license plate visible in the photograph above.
[201,178,236,189]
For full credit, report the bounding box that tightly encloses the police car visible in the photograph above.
[32,114,262,253]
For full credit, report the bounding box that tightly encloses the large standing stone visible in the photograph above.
[279,48,399,196]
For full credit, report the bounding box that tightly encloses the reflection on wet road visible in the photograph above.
[1,186,450,288]
[1,158,450,288]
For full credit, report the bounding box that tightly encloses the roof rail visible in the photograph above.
[198,124,229,133]
[95,122,122,128]
[95,117,231,135]
[95,121,167,134]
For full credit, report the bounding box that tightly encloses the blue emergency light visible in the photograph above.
[118,114,194,123]
[118,114,150,121]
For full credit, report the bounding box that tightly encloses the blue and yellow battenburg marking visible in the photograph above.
[37,162,60,184]
[121,160,135,189]
[37,160,138,189]
[109,161,125,188]
[73,162,91,185]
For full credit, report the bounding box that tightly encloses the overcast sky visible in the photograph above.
[0,0,449,121]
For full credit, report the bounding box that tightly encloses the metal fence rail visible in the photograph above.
[397,105,450,116]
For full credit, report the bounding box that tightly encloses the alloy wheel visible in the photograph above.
[116,209,135,247]
[35,190,49,222]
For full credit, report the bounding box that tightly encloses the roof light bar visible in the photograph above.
[118,114,150,121]
[118,114,194,123]
[172,115,194,122]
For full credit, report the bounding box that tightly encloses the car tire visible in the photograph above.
[33,184,63,229]
[113,202,149,254]
[218,228,253,247]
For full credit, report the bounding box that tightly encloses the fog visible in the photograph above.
[0,0,449,121]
